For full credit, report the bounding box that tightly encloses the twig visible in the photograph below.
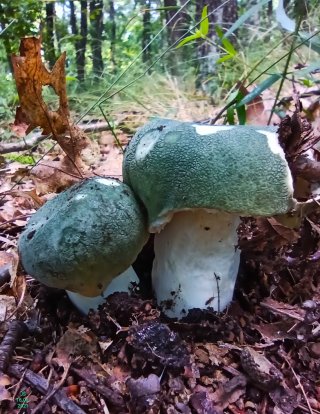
[0,122,111,154]
[267,18,302,125]
[9,364,86,414]
[0,320,28,374]
[71,366,126,410]
[260,300,305,321]
[214,272,221,313]
[290,366,315,414]
[0,214,31,229]
[31,362,71,414]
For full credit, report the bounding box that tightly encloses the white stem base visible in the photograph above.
[66,266,139,314]
[152,210,240,318]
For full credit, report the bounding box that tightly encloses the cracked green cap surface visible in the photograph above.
[123,119,297,232]
[18,177,148,296]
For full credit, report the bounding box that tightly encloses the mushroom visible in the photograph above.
[18,177,148,314]
[123,119,300,318]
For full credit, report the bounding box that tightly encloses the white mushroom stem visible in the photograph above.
[152,210,240,318]
[66,266,139,314]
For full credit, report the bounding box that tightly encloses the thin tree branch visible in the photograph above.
[0,122,111,154]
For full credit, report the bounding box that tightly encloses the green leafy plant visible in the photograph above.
[176,5,209,49]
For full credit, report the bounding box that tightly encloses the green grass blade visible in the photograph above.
[236,74,281,107]
[226,106,235,125]
[176,31,202,49]
[224,0,270,38]
[200,5,209,36]
[236,105,246,125]
[215,25,237,56]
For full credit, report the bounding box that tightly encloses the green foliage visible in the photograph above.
[176,5,209,48]
[5,154,35,165]
[0,0,42,55]
[215,25,237,63]
[0,70,18,120]
[237,74,282,107]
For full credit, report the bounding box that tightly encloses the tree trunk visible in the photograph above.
[69,1,88,83]
[142,0,152,65]
[89,0,104,77]
[164,0,179,45]
[196,0,238,93]
[163,0,191,75]
[78,1,88,82]
[109,0,116,72]
[45,2,56,68]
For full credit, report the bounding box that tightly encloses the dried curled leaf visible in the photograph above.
[11,37,97,170]
[240,347,283,391]
[12,37,69,136]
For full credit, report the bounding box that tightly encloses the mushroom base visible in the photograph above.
[152,210,240,318]
[66,266,139,314]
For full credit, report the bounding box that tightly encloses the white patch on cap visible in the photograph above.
[74,194,87,201]
[192,124,234,135]
[258,129,294,194]
[135,131,159,161]
[258,130,284,157]
[95,178,120,186]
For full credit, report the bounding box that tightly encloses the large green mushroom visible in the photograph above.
[18,177,148,313]
[123,119,299,318]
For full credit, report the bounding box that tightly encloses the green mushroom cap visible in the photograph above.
[123,119,297,232]
[18,177,148,296]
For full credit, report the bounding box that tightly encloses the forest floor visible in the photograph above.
[0,107,320,414]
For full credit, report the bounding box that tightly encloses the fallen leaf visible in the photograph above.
[55,327,98,369]
[211,375,247,410]
[253,320,296,342]
[0,374,11,403]
[237,82,269,125]
[127,374,161,414]
[240,347,283,391]
[270,385,300,414]
[0,251,19,288]
[0,295,16,322]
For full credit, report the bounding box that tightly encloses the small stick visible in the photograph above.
[290,366,314,414]
[9,364,86,414]
[0,320,28,374]
[31,362,71,414]
[0,122,112,154]
[71,366,126,410]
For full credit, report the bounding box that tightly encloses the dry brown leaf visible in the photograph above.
[253,320,296,342]
[11,37,98,170]
[94,143,123,179]
[30,159,82,194]
[0,374,11,403]
[211,375,246,410]
[237,82,269,125]
[12,37,69,136]
[0,251,19,287]
[8,189,44,209]
[0,295,16,322]
[55,327,98,369]
[260,298,305,321]
[266,217,299,242]
[240,347,283,391]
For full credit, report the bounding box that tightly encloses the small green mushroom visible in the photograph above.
[123,119,299,318]
[19,177,148,313]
